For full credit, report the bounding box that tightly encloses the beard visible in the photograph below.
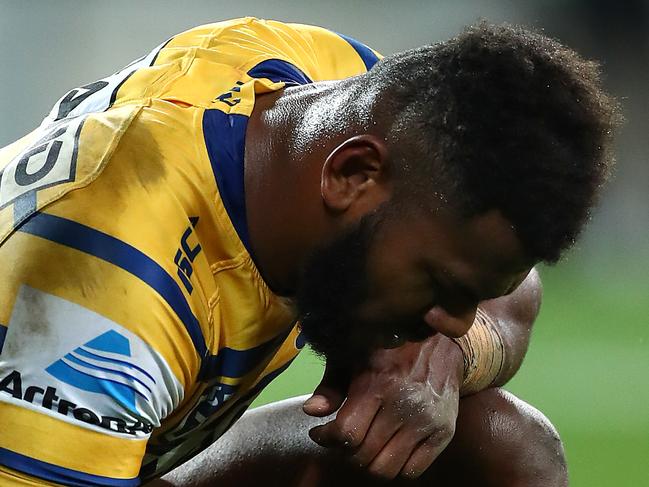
[295,205,438,370]
[296,206,420,369]
[295,209,384,370]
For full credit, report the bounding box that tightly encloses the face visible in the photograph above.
[295,202,532,370]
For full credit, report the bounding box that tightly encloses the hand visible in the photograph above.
[302,333,464,480]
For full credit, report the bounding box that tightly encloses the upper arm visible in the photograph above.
[0,210,196,485]
[478,267,543,385]
[479,267,542,333]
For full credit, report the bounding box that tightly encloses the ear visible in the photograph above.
[321,135,391,213]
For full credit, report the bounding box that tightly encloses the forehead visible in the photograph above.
[380,207,532,299]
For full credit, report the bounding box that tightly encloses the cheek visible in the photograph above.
[362,256,431,322]
[360,218,436,321]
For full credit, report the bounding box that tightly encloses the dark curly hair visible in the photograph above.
[365,22,621,263]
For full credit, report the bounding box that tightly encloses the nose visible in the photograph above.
[423,304,477,338]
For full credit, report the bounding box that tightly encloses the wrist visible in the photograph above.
[451,308,506,396]
[426,333,464,392]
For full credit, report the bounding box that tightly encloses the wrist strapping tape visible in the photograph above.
[451,308,505,396]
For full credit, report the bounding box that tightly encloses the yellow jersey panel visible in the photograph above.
[0,17,381,485]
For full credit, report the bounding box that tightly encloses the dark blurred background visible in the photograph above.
[1,1,647,485]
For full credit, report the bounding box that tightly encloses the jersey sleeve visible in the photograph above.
[0,214,195,486]
[0,19,384,484]
[0,105,205,485]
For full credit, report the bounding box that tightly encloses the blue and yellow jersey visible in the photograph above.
[0,18,380,486]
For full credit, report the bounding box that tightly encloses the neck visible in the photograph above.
[244,83,340,296]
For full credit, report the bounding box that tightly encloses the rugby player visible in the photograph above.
[0,18,618,486]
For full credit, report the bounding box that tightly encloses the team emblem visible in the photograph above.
[0,116,85,211]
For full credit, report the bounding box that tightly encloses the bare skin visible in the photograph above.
[145,265,544,485]
[150,389,567,487]
[301,268,540,479]
[236,84,544,480]
[0,21,615,486]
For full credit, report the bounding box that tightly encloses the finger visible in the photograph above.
[308,393,381,449]
[349,406,402,467]
[303,391,343,417]
[308,421,339,447]
[303,363,350,417]
[400,431,455,479]
[366,427,426,480]
[314,370,387,449]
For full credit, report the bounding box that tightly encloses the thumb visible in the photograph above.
[303,362,349,417]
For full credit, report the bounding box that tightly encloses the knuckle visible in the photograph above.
[335,422,361,447]
[419,432,451,458]
[438,420,456,438]
[422,435,444,453]
[424,415,455,438]
[351,437,383,465]
[410,412,455,438]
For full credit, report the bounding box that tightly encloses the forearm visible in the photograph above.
[455,267,542,393]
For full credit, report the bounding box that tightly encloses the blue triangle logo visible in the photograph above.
[45,330,149,414]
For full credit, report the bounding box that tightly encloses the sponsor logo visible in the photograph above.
[45,329,156,416]
[0,287,183,437]
[0,368,153,435]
